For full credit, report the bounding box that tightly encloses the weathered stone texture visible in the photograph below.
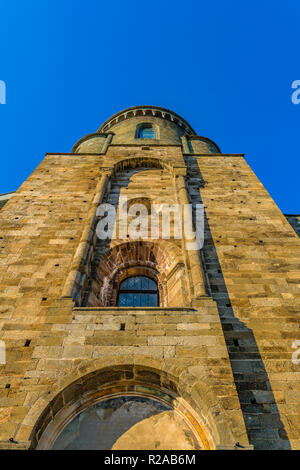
[197,156,300,449]
[0,154,101,404]
[0,106,298,450]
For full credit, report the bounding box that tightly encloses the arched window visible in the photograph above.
[138,124,156,139]
[118,276,159,307]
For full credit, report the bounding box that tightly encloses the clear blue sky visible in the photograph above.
[0,0,299,213]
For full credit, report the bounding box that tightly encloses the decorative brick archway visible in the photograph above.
[112,156,173,174]
[87,240,188,307]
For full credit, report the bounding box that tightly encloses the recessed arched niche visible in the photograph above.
[35,364,215,451]
[50,395,203,450]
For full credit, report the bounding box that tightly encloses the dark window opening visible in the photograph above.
[118,276,159,307]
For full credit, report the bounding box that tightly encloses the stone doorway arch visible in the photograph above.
[24,358,241,450]
[38,390,207,450]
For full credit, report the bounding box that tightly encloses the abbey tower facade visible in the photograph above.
[0,106,299,450]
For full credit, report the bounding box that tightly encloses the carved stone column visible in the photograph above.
[181,135,190,154]
[161,281,168,307]
[61,168,112,299]
[174,167,207,302]
[101,132,114,154]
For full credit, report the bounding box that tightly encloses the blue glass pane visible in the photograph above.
[141,294,148,307]
[147,294,158,307]
[126,278,135,289]
[133,294,140,307]
[142,129,155,139]
[148,279,157,290]
[118,293,158,307]
[118,294,125,306]
[118,276,158,307]
[139,127,156,139]
[141,277,149,289]
[118,293,133,306]
[120,276,157,292]
[120,278,132,290]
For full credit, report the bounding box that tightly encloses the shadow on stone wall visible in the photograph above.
[188,156,290,450]
[81,157,291,449]
[52,396,178,450]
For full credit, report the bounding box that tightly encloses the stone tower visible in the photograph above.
[0,106,299,450]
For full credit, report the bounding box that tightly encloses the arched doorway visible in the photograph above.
[50,394,202,450]
[33,364,215,450]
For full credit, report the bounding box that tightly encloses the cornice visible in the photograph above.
[97,105,197,135]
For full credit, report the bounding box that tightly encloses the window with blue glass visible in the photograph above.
[118,276,159,307]
[138,125,156,139]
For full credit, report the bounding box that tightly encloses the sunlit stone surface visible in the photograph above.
[53,396,199,450]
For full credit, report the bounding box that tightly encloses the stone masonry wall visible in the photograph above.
[197,156,300,449]
[2,137,297,449]
[0,147,251,450]
[24,298,249,449]
[0,153,103,440]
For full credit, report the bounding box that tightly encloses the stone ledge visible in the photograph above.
[0,440,32,450]
[73,307,197,312]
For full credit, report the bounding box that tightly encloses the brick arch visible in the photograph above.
[25,357,237,450]
[112,156,173,174]
[126,197,153,212]
[89,240,184,307]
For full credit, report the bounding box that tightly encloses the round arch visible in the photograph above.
[24,357,237,450]
[111,155,174,175]
[87,240,186,307]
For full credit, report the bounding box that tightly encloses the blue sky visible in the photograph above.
[0,0,299,213]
